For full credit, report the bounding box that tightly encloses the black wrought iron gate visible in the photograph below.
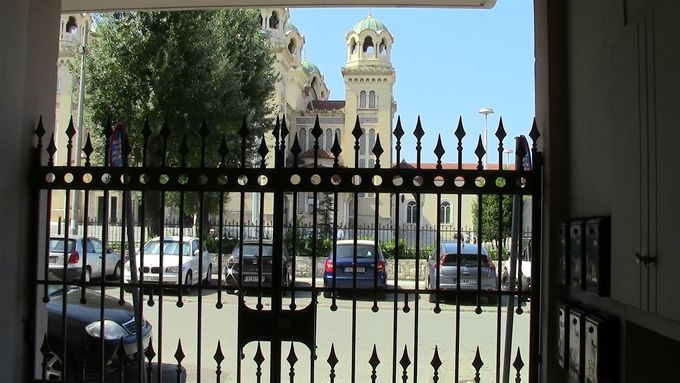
[31,114,541,382]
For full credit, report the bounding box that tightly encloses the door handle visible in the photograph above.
[634,253,656,265]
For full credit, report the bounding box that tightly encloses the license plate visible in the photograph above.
[244,276,259,282]
[143,275,159,281]
[344,267,366,273]
[461,279,476,285]
[49,256,57,264]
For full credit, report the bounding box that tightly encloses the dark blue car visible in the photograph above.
[323,240,387,298]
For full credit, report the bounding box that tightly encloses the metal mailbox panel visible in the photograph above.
[569,307,586,383]
[570,220,586,290]
[585,217,611,296]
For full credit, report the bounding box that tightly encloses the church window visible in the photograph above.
[288,39,296,56]
[406,201,418,224]
[359,91,367,108]
[363,37,374,56]
[439,201,451,224]
[299,128,307,152]
[368,129,376,167]
[379,39,387,56]
[368,91,376,108]
[325,129,333,151]
[269,11,279,29]
[65,16,77,33]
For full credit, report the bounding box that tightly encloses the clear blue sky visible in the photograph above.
[289,3,535,164]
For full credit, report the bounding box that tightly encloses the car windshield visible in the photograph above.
[442,253,489,267]
[49,238,75,253]
[334,244,379,258]
[232,244,273,257]
[143,240,190,256]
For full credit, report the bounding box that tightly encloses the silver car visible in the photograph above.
[48,236,123,282]
[426,242,498,303]
[124,236,212,290]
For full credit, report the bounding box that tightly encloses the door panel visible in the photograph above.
[609,22,643,309]
[652,0,680,321]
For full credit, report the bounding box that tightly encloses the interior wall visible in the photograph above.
[0,0,60,380]
[554,0,680,382]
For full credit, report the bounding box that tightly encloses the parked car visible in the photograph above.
[48,235,123,282]
[322,240,387,298]
[224,239,291,291]
[426,242,498,303]
[44,285,152,380]
[502,248,532,290]
[124,236,212,290]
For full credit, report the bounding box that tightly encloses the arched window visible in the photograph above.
[368,129,376,167]
[439,201,451,224]
[350,39,357,55]
[359,91,367,108]
[258,14,264,28]
[363,37,374,57]
[299,128,307,152]
[288,39,296,56]
[406,201,417,224]
[65,16,77,33]
[269,11,279,29]
[335,129,341,145]
[325,129,333,151]
[368,91,376,108]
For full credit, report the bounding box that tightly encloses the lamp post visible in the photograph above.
[478,107,494,169]
[71,16,89,234]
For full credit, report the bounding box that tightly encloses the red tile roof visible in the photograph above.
[310,100,345,111]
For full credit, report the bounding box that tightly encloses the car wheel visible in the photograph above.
[43,346,75,380]
[428,293,437,304]
[183,271,193,294]
[202,264,212,286]
[322,290,332,299]
[111,261,122,280]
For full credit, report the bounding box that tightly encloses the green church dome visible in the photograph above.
[285,22,300,34]
[352,14,388,33]
[301,59,320,74]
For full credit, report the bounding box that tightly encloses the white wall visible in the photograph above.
[0,1,61,380]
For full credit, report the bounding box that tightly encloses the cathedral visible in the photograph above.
[225,9,398,228]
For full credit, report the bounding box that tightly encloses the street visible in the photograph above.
[110,281,530,383]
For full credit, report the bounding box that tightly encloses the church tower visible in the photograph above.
[342,13,397,225]
[342,13,396,168]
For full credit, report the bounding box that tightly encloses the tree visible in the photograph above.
[78,10,276,233]
[471,194,513,250]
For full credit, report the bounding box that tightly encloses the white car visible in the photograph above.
[503,252,532,290]
[48,235,123,282]
[125,236,212,289]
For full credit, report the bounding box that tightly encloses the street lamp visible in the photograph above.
[478,107,494,169]
[503,148,513,169]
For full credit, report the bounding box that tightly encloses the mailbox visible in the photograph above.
[558,223,570,285]
[570,220,586,290]
[557,302,569,368]
[568,307,586,383]
[584,312,618,383]
[585,217,611,296]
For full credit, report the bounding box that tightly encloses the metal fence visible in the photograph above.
[31,114,541,382]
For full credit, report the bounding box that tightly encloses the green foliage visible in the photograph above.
[471,195,513,246]
[79,10,276,218]
[204,235,238,255]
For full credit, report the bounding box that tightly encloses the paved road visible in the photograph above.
[109,279,530,383]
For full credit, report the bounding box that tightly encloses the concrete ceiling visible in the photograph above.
[62,0,496,12]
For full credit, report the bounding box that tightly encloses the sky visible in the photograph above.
[289,2,535,164]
